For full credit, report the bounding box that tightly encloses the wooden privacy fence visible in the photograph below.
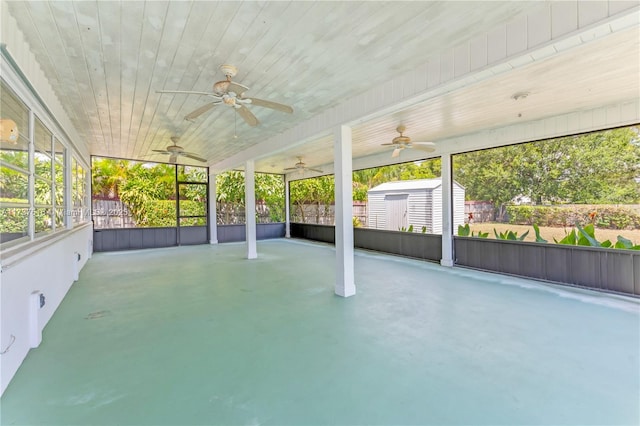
[291,202,367,226]
[92,199,136,228]
[92,199,277,228]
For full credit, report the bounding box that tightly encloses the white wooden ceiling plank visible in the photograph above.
[124,1,170,157]
[73,1,115,154]
[133,1,201,159]
[49,1,106,149]
[114,0,144,159]
[15,2,99,146]
[149,2,224,156]
[96,1,122,157]
[240,2,356,94]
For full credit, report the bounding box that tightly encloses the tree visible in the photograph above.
[453,126,640,217]
[92,158,130,199]
[289,175,335,222]
[215,171,285,223]
[352,158,441,200]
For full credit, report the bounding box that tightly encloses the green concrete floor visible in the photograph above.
[1,239,639,425]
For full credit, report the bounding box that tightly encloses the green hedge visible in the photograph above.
[506,205,640,230]
[136,199,204,227]
[0,198,29,233]
[1,197,56,233]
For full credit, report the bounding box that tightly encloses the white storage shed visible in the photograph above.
[367,178,465,234]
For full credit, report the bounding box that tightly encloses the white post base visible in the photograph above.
[335,284,356,298]
[440,259,454,267]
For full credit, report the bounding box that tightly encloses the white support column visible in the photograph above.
[245,160,257,259]
[284,175,291,238]
[208,171,218,244]
[334,125,356,297]
[441,153,454,267]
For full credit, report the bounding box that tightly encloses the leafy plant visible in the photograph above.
[353,216,362,227]
[493,228,529,241]
[554,229,578,245]
[550,223,640,250]
[421,226,427,234]
[457,223,488,238]
[614,235,640,250]
[575,223,610,247]
[399,224,414,232]
[533,224,547,243]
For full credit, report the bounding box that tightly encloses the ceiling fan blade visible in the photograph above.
[228,82,250,95]
[380,142,397,146]
[169,154,178,164]
[184,102,218,121]
[182,152,207,163]
[283,167,298,171]
[236,105,259,127]
[411,142,436,152]
[152,149,170,154]
[246,97,293,114]
[307,167,323,173]
[157,90,221,98]
[392,147,402,158]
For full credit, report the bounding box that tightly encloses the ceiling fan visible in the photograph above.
[157,64,293,127]
[152,137,206,164]
[284,157,323,174]
[381,125,436,158]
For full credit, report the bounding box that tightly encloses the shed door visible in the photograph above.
[385,194,408,231]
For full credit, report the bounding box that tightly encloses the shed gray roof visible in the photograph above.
[368,178,444,192]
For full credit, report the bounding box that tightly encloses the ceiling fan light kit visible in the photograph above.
[157,64,293,127]
[283,157,323,174]
[151,136,207,164]
[381,125,436,158]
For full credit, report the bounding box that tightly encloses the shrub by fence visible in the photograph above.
[506,205,640,230]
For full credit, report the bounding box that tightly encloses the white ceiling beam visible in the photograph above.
[287,98,640,181]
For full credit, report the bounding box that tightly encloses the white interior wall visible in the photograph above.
[1,224,93,395]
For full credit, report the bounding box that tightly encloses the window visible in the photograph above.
[34,117,54,234]
[1,77,87,248]
[54,138,66,228]
[0,80,30,243]
[178,165,208,226]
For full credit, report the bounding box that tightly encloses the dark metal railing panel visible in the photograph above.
[291,223,441,262]
[454,236,640,296]
[93,227,177,252]
[290,223,335,244]
[217,223,285,243]
[634,256,640,295]
[180,226,208,245]
[257,223,286,239]
[353,228,442,261]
